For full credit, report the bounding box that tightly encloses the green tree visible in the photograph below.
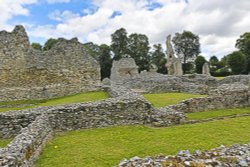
[150,44,167,74]
[98,44,112,80]
[236,32,250,73]
[31,43,42,51]
[209,56,219,67]
[128,33,151,71]
[43,38,58,51]
[111,28,129,60]
[83,42,100,60]
[172,31,200,73]
[227,51,246,74]
[195,55,206,74]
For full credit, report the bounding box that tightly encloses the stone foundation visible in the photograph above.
[118,142,250,167]
[1,76,250,166]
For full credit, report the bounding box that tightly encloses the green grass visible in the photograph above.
[216,76,225,80]
[0,106,34,112]
[0,138,11,148]
[36,116,250,167]
[187,107,250,120]
[0,91,109,112]
[143,93,207,108]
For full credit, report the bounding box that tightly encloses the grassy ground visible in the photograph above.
[36,116,250,167]
[215,76,225,80]
[0,139,11,148]
[0,91,109,112]
[187,107,250,120]
[143,93,207,108]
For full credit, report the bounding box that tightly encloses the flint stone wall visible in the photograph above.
[0,115,52,167]
[0,86,185,166]
[169,84,250,113]
[220,75,250,85]
[0,25,100,101]
[118,142,250,167]
[0,85,185,138]
[120,74,218,94]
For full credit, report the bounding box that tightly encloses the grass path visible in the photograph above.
[36,116,250,167]
[143,92,207,108]
[187,107,250,120]
[0,91,109,112]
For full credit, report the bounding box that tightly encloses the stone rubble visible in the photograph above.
[118,142,250,167]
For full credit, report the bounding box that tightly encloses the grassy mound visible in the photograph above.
[187,107,250,120]
[36,116,250,167]
[0,91,109,112]
[143,93,207,108]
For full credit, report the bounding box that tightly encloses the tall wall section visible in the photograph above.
[0,25,101,101]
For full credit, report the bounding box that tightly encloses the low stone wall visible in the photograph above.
[1,83,249,166]
[0,84,100,101]
[0,85,185,166]
[0,109,43,138]
[118,142,250,167]
[120,74,218,94]
[220,75,250,85]
[168,84,250,113]
[46,97,153,131]
[0,115,52,167]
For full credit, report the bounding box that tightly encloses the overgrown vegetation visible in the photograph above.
[0,91,109,112]
[143,93,207,108]
[36,116,250,167]
[0,139,11,148]
[187,107,250,120]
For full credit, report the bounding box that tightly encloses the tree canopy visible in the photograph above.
[172,31,200,73]
[111,28,129,60]
[98,44,112,80]
[227,51,246,74]
[195,55,206,74]
[83,42,100,60]
[43,38,58,51]
[128,33,151,71]
[31,43,42,51]
[236,32,250,73]
[151,44,167,74]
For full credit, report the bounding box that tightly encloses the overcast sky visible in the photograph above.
[1,0,250,59]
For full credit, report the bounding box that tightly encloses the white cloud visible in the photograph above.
[47,0,71,4]
[0,0,38,30]
[4,0,250,59]
[49,10,80,21]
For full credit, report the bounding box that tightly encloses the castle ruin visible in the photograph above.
[0,25,100,101]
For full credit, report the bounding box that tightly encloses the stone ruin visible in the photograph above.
[1,25,250,167]
[0,25,100,101]
[110,55,139,83]
[202,62,211,75]
[165,35,183,76]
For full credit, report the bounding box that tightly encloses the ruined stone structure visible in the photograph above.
[1,75,250,166]
[165,35,183,76]
[0,25,100,101]
[202,62,211,75]
[110,55,139,82]
[120,74,218,94]
[2,26,250,167]
[0,85,184,166]
[118,142,250,166]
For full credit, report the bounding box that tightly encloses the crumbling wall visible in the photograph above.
[169,84,250,113]
[120,74,218,94]
[0,25,100,101]
[0,115,52,167]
